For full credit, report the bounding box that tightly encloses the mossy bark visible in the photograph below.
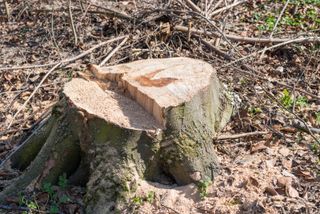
[0,76,232,213]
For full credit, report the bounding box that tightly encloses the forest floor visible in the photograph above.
[0,0,319,213]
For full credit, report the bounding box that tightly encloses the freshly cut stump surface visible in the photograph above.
[89,57,222,127]
[64,78,161,130]
[0,57,233,213]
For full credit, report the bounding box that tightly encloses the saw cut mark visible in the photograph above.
[135,69,178,87]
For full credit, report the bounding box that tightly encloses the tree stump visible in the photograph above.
[0,57,233,213]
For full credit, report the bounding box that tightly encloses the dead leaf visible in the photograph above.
[278,147,291,157]
[280,126,296,133]
[264,186,278,196]
[251,141,267,153]
[281,170,297,179]
[281,159,292,171]
[295,168,316,181]
[285,184,299,198]
[265,159,275,169]
[29,74,40,82]
[21,91,31,100]
[277,176,292,188]
[249,176,260,187]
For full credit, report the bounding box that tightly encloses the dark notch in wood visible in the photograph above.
[135,69,178,87]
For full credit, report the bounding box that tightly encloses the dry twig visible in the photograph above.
[184,0,202,14]
[50,9,60,50]
[99,36,129,66]
[68,0,78,46]
[210,0,248,17]
[4,0,10,21]
[210,0,223,12]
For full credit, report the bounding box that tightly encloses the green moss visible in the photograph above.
[90,120,124,144]
[175,134,199,158]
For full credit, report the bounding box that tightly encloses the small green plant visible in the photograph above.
[310,142,320,156]
[58,173,68,189]
[265,15,276,30]
[66,70,73,81]
[132,196,144,206]
[146,191,155,203]
[257,24,266,31]
[248,107,262,115]
[280,89,293,108]
[239,77,247,85]
[42,174,71,213]
[225,198,242,206]
[316,112,320,125]
[255,0,320,32]
[197,179,212,199]
[49,203,60,214]
[131,191,156,206]
[43,182,55,198]
[296,96,308,107]
[252,12,261,22]
[18,194,39,214]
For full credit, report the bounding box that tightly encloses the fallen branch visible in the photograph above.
[193,30,320,101]
[174,25,320,44]
[216,131,268,140]
[210,0,248,17]
[291,120,320,134]
[0,36,127,72]
[99,36,129,66]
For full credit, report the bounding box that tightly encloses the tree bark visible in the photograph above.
[0,57,233,213]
